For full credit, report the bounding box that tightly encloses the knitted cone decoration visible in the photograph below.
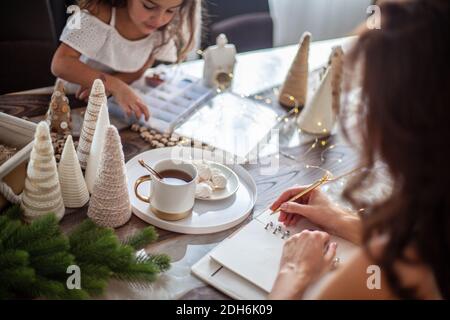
[46,80,72,134]
[21,122,65,222]
[85,103,110,193]
[58,135,89,208]
[279,32,311,108]
[297,67,334,136]
[87,125,131,228]
[329,46,344,114]
[77,79,106,169]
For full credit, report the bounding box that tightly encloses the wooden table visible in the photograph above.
[0,37,361,299]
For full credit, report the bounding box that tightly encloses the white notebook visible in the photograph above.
[208,209,356,293]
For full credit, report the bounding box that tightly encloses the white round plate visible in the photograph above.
[195,162,239,201]
[125,147,257,234]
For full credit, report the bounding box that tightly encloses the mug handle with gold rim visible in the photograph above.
[134,175,151,203]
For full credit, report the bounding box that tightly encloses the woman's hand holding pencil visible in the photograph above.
[270,172,362,245]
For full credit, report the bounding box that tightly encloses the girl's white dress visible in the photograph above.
[59,7,182,92]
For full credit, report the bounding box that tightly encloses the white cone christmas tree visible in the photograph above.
[21,122,65,222]
[279,32,311,108]
[297,67,334,136]
[85,103,110,193]
[87,125,131,228]
[329,46,344,114]
[77,79,106,169]
[58,135,89,208]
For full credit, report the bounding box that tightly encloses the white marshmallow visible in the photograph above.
[196,182,213,198]
[196,163,212,181]
[212,173,227,189]
[203,180,216,190]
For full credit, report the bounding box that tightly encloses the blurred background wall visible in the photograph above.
[269,0,372,46]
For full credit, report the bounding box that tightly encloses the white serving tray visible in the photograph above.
[125,147,257,234]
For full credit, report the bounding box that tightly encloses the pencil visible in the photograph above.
[270,174,330,215]
[270,167,362,215]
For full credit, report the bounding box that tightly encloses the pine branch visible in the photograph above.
[0,215,21,243]
[69,220,114,250]
[0,249,29,269]
[0,206,171,299]
[2,204,22,220]
[31,251,75,278]
[78,274,109,297]
[23,234,70,257]
[112,259,159,283]
[29,275,68,299]
[72,236,130,270]
[144,253,171,273]
[123,226,158,250]
[5,214,60,249]
[77,262,112,280]
[63,288,90,300]
[0,266,36,294]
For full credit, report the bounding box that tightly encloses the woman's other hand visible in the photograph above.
[269,230,337,299]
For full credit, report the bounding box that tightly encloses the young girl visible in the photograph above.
[269,0,448,299]
[51,0,201,121]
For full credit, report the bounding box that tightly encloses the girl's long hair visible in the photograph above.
[341,0,449,299]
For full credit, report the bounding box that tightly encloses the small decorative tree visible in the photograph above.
[58,135,89,208]
[88,125,131,228]
[21,122,65,222]
[46,80,72,134]
[279,32,311,109]
[77,79,106,169]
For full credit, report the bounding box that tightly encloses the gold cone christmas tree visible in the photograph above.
[279,32,311,108]
[77,79,106,169]
[87,125,131,228]
[46,80,72,134]
[21,122,65,222]
[58,135,89,208]
[328,46,344,114]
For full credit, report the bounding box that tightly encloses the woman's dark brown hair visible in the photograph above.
[78,0,199,62]
[342,0,449,299]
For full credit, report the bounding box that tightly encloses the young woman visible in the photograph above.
[269,0,449,299]
[51,0,200,120]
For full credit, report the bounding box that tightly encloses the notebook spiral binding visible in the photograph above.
[264,222,291,239]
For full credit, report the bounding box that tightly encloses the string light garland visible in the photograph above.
[140,55,343,179]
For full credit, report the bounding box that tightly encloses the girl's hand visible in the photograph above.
[109,79,150,121]
[75,86,91,102]
[269,230,337,300]
[270,187,361,244]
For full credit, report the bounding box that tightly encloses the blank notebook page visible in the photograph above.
[209,209,356,293]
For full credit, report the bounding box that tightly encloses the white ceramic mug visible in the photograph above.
[134,159,197,221]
